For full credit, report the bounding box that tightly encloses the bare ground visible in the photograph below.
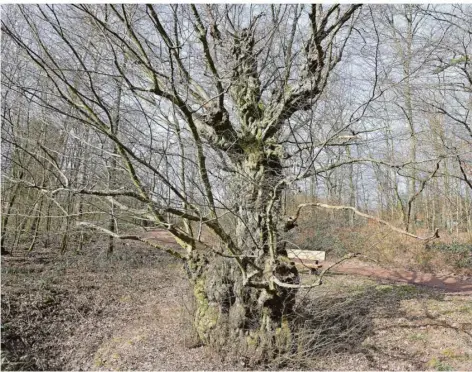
[1,235,472,371]
[1,239,232,371]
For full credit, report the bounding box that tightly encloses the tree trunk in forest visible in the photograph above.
[187,253,298,360]
[1,177,22,254]
[187,147,299,359]
[28,195,44,252]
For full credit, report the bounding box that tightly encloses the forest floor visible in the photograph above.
[1,234,472,371]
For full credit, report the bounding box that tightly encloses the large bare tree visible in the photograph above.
[5,4,468,357]
[2,4,363,352]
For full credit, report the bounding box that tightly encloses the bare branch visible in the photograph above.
[77,222,185,259]
[289,202,440,241]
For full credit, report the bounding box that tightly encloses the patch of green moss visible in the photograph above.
[246,333,259,347]
[275,316,292,350]
[93,356,104,368]
[458,305,472,313]
[375,284,394,293]
[193,278,219,341]
[408,332,428,342]
[428,357,454,371]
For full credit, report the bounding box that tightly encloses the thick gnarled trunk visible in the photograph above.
[186,146,299,361]
[187,252,298,362]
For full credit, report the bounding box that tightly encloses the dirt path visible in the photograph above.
[300,259,472,295]
[142,229,472,295]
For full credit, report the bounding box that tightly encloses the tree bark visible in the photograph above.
[187,146,299,359]
[187,252,297,361]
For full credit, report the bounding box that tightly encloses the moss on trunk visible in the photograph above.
[193,277,220,342]
[188,253,298,363]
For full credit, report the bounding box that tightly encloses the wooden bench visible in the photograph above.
[287,249,326,262]
[287,249,326,275]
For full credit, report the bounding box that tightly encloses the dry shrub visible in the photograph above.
[285,194,472,275]
[345,225,472,274]
[289,207,471,275]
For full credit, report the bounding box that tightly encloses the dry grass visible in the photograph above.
[282,274,472,370]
